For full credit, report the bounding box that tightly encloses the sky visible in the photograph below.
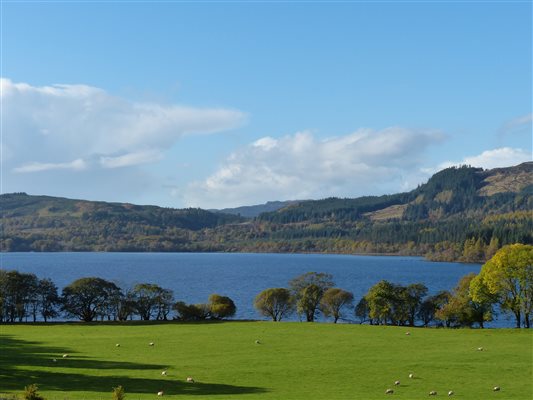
[1,1,531,209]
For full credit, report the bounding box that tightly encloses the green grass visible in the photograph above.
[1,322,531,400]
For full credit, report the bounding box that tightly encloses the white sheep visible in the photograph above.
[255,340,261,344]
[116,344,120,347]
[62,354,68,358]
[405,332,411,336]
[409,373,414,379]
[385,389,394,394]
[493,386,500,391]
[161,370,167,376]
[477,347,484,351]
[157,390,164,396]
[149,342,155,346]
[448,390,454,396]
[186,377,195,383]
[394,380,400,386]
[429,391,437,396]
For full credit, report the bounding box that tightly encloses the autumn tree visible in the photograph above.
[208,294,236,319]
[319,288,354,323]
[254,288,294,321]
[471,244,533,328]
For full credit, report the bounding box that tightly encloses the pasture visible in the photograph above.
[0,322,531,399]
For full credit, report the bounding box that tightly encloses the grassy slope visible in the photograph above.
[0,322,531,400]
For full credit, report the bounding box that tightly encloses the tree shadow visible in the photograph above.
[0,335,267,396]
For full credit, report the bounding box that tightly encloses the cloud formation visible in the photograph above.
[183,128,445,208]
[1,78,245,172]
[437,147,531,171]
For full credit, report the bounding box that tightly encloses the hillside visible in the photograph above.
[212,200,300,218]
[1,163,531,260]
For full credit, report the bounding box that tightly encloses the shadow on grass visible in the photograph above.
[0,335,267,396]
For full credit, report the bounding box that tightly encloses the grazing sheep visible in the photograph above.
[477,347,484,351]
[429,391,437,396]
[157,391,164,396]
[385,388,394,394]
[62,354,68,358]
[394,380,400,386]
[493,386,500,392]
[116,343,120,347]
[405,332,411,336]
[161,370,167,376]
[149,342,155,346]
[186,377,195,383]
[255,340,261,344]
[409,373,414,379]
[448,390,454,396]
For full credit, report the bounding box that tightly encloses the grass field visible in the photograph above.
[0,322,531,400]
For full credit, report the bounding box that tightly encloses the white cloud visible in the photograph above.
[183,127,445,208]
[99,150,163,169]
[437,147,531,171]
[500,113,532,136]
[1,78,245,173]
[13,159,87,173]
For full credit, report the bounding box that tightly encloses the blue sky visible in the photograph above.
[2,1,531,208]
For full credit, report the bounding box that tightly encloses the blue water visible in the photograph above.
[0,252,510,326]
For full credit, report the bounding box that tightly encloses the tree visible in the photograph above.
[289,272,334,322]
[62,277,120,322]
[172,301,210,321]
[364,280,396,325]
[37,278,60,322]
[403,283,428,327]
[436,273,494,328]
[131,283,164,321]
[208,294,236,319]
[354,297,369,324]
[418,291,451,327]
[254,288,294,321]
[471,244,533,328]
[320,288,354,323]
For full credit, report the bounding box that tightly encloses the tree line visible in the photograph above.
[2,244,531,327]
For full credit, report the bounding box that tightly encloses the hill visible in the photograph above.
[1,163,531,260]
[211,200,299,218]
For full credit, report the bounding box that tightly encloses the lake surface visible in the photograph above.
[0,252,510,327]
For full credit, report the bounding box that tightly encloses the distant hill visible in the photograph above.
[1,162,531,261]
[211,200,300,218]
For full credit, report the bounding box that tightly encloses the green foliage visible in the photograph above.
[172,301,210,321]
[61,277,121,322]
[289,272,334,322]
[111,385,125,400]
[471,244,533,328]
[22,384,45,400]
[208,294,236,319]
[319,288,354,323]
[436,274,494,328]
[254,288,294,321]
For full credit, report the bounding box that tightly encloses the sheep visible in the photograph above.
[429,391,437,396]
[448,390,454,396]
[161,370,167,376]
[405,332,411,336]
[385,388,394,394]
[493,386,500,392]
[255,340,261,344]
[186,377,195,383]
[62,354,68,358]
[477,347,484,351]
[409,373,414,379]
[394,380,400,386]
[157,390,164,396]
[149,342,155,346]
[116,343,120,347]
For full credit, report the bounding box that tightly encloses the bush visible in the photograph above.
[22,384,45,400]
[112,385,125,400]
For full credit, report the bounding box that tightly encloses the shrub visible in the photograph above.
[22,384,45,400]
[112,385,126,400]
